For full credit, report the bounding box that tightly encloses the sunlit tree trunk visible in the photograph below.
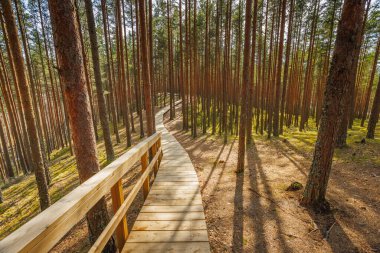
[237,0,253,172]
[361,36,380,127]
[367,74,380,139]
[48,1,116,250]
[138,0,155,136]
[302,0,366,209]
[101,0,120,144]
[84,0,114,162]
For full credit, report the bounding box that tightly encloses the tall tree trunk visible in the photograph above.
[0,116,13,178]
[15,0,51,184]
[335,0,369,147]
[48,1,116,251]
[361,36,380,127]
[138,0,155,136]
[167,0,175,120]
[301,0,366,209]
[367,74,380,139]
[84,0,114,162]
[132,0,145,138]
[280,0,295,134]
[273,0,287,137]
[101,0,120,144]
[246,0,258,144]
[1,0,50,210]
[236,0,253,172]
[116,0,132,147]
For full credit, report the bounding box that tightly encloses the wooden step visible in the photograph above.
[127,230,209,243]
[140,205,204,213]
[122,242,211,253]
[132,220,207,231]
[136,212,205,221]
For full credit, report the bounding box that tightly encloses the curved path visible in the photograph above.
[123,107,211,252]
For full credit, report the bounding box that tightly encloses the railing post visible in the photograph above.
[110,180,128,250]
[141,152,150,199]
[158,137,162,166]
[152,142,158,176]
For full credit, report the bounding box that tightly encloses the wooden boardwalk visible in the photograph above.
[123,108,211,252]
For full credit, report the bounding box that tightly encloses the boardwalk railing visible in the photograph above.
[0,132,162,253]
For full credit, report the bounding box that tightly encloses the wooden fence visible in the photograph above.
[0,132,162,253]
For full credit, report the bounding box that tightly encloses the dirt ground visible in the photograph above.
[165,115,380,253]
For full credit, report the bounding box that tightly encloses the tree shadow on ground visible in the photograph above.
[272,135,379,250]
[231,140,292,252]
[306,210,358,253]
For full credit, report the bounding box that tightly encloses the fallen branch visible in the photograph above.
[324,222,336,240]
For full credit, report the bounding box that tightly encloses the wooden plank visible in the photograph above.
[157,172,196,176]
[147,194,201,201]
[155,174,198,178]
[154,176,198,182]
[159,166,195,173]
[140,205,204,213]
[136,212,205,221]
[160,164,194,169]
[149,189,200,195]
[162,156,191,161]
[132,220,207,231]
[122,242,211,253]
[157,170,196,175]
[126,230,209,242]
[144,198,203,206]
[156,173,197,178]
[153,181,199,186]
[150,185,200,190]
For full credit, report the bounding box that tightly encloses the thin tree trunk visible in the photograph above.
[84,0,114,162]
[101,0,120,144]
[367,74,380,139]
[237,0,253,172]
[361,36,380,127]
[138,0,155,136]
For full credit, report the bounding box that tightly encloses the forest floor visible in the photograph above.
[1,106,379,253]
[165,113,380,253]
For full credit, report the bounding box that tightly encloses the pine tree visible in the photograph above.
[84,0,114,162]
[302,0,366,209]
[48,0,116,251]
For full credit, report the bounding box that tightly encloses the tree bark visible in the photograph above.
[367,74,380,139]
[273,0,287,137]
[301,0,366,209]
[361,36,380,127]
[138,0,155,136]
[236,0,253,172]
[48,0,116,251]
[84,0,114,162]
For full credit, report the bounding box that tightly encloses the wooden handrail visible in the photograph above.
[89,146,162,253]
[0,132,162,253]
